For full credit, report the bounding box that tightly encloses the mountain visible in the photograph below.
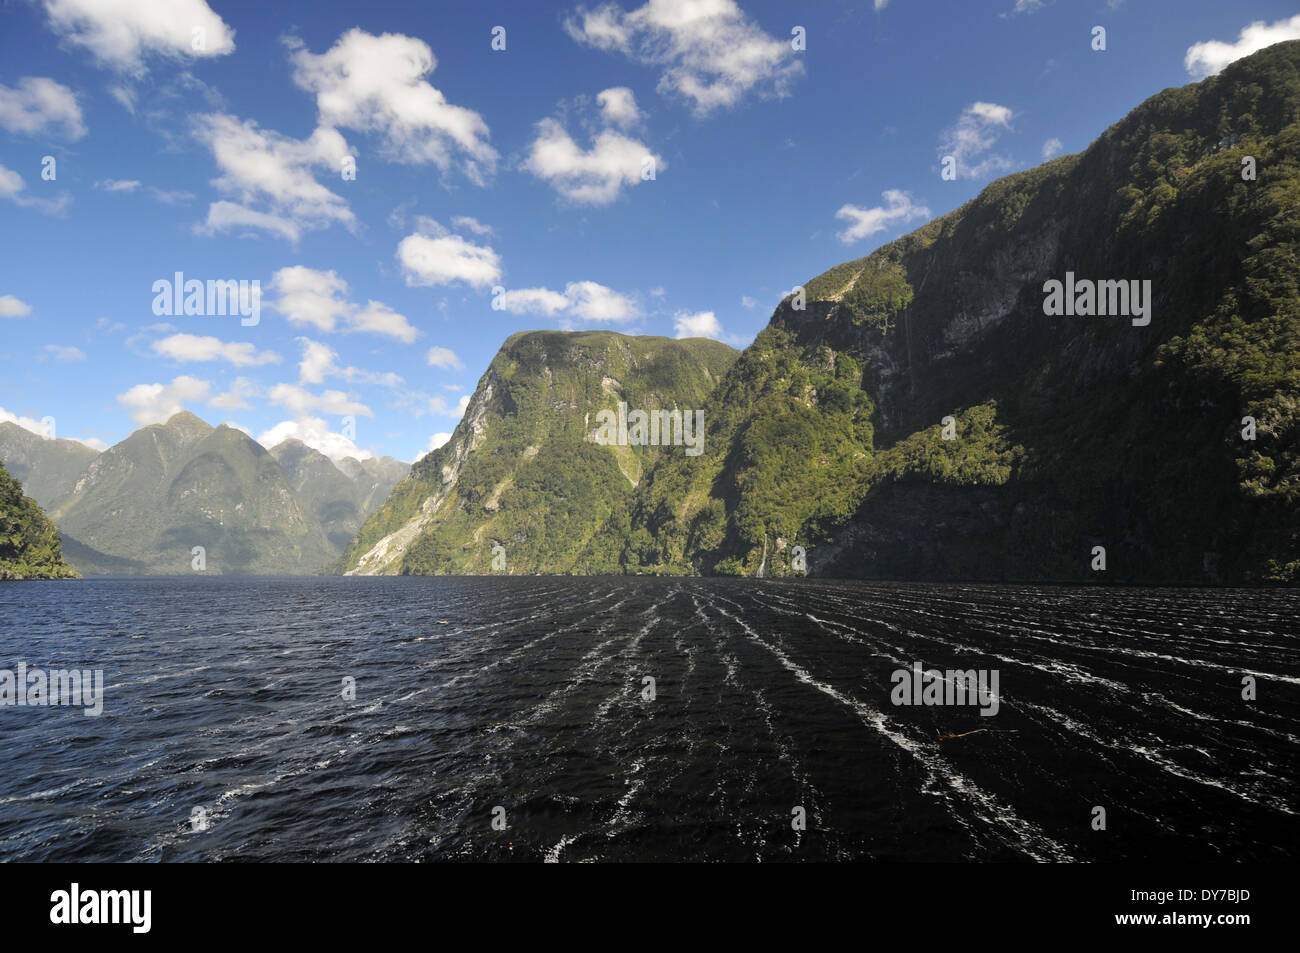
[0,460,78,580]
[46,412,335,574]
[615,40,1300,583]
[335,330,738,574]
[0,422,99,511]
[269,440,408,550]
[0,413,412,575]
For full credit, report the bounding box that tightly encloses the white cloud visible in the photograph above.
[43,344,85,362]
[414,431,454,461]
[268,383,373,419]
[673,310,723,339]
[0,162,71,215]
[40,0,236,73]
[522,117,663,205]
[0,295,33,318]
[193,114,355,243]
[426,346,465,371]
[297,339,337,384]
[268,267,418,341]
[152,332,281,367]
[493,287,572,316]
[564,281,638,322]
[1041,137,1063,160]
[0,406,55,437]
[209,377,259,411]
[0,77,86,139]
[450,215,494,236]
[351,301,419,343]
[293,338,405,389]
[835,189,931,244]
[596,86,641,128]
[428,394,472,417]
[491,281,638,323]
[94,178,141,192]
[938,101,1017,181]
[288,29,497,184]
[1185,15,1300,78]
[117,375,212,425]
[269,267,350,333]
[397,229,502,290]
[258,416,371,462]
[565,0,804,115]
[741,295,758,309]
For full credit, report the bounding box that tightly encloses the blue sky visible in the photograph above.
[2,0,1298,463]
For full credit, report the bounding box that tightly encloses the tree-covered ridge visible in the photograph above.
[617,40,1300,582]
[334,331,738,575]
[0,461,78,580]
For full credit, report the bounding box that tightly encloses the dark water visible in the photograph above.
[1,576,1296,862]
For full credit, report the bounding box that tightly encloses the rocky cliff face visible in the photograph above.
[618,41,1300,582]
[336,331,738,575]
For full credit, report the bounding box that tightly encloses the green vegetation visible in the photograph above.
[616,40,1300,582]
[334,331,738,575]
[342,42,1300,583]
[0,461,78,580]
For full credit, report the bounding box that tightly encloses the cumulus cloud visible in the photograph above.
[268,267,419,342]
[673,310,723,338]
[209,377,259,411]
[493,287,572,316]
[258,416,371,462]
[0,77,86,139]
[425,346,464,371]
[522,116,663,205]
[288,29,497,185]
[1185,15,1300,78]
[151,332,281,367]
[565,0,803,115]
[292,338,405,389]
[835,189,931,244]
[492,281,638,323]
[268,383,372,419]
[939,101,1017,181]
[0,295,33,318]
[596,86,641,127]
[565,281,638,322]
[40,0,235,73]
[397,223,502,290]
[0,406,55,437]
[1041,137,1063,159]
[193,114,355,243]
[117,375,212,425]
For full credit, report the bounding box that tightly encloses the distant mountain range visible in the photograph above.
[0,415,407,575]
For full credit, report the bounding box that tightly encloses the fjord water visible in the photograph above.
[1,577,1296,862]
